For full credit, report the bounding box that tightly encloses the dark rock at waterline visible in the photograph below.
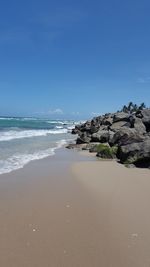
[66,144,80,149]
[76,132,91,144]
[72,128,79,135]
[117,139,150,167]
[66,143,89,150]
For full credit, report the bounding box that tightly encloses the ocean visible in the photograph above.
[0,117,78,175]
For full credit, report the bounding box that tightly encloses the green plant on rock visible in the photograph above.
[96,144,118,159]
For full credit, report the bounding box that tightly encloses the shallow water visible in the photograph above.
[0,117,76,174]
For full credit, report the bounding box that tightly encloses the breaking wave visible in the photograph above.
[0,140,67,175]
[0,129,68,142]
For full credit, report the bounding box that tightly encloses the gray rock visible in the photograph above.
[113,112,130,123]
[83,121,92,132]
[133,117,146,134]
[91,130,110,143]
[117,139,150,167]
[102,116,113,126]
[76,132,91,144]
[90,125,100,134]
[110,127,144,146]
[141,109,150,132]
[110,121,131,132]
[66,144,84,150]
[108,131,115,144]
[66,144,77,149]
[72,128,80,135]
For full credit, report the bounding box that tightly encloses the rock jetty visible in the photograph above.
[69,108,150,168]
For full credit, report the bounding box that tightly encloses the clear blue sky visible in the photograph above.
[0,0,150,119]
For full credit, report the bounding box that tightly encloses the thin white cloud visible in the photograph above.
[48,108,64,115]
[91,112,100,116]
[33,108,64,116]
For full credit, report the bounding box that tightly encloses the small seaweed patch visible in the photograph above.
[124,157,150,168]
[95,144,118,159]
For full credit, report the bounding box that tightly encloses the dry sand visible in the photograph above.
[72,159,150,267]
[0,148,149,267]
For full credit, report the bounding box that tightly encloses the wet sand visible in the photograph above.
[0,148,150,266]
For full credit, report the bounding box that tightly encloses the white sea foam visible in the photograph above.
[74,120,86,125]
[0,129,68,141]
[0,139,67,175]
[47,120,75,125]
[47,120,64,124]
[0,117,37,121]
[67,126,74,130]
[55,126,64,129]
[0,117,14,120]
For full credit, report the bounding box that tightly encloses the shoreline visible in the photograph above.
[0,147,150,266]
[0,137,75,176]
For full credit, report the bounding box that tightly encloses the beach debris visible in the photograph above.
[33,229,36,232]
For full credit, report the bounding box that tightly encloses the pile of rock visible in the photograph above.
[71,109,150,168]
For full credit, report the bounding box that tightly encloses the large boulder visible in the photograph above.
[76,132,91,144]
[90,119,100,133]
[72,127,81,135]
[101,114,113,126]
[136,109,150,131]
[80,121,91,132]
[103,117,113,126]
[133,117,146,134]
[91,130,112,143]
[141,109,150,132]
[117,139,150,167]
[110,121,131,132]
[109,127,144,146]
[113,112,130,123]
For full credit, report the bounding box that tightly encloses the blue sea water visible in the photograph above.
[0,117,77,175]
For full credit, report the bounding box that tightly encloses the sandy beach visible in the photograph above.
[0,148,150,267]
